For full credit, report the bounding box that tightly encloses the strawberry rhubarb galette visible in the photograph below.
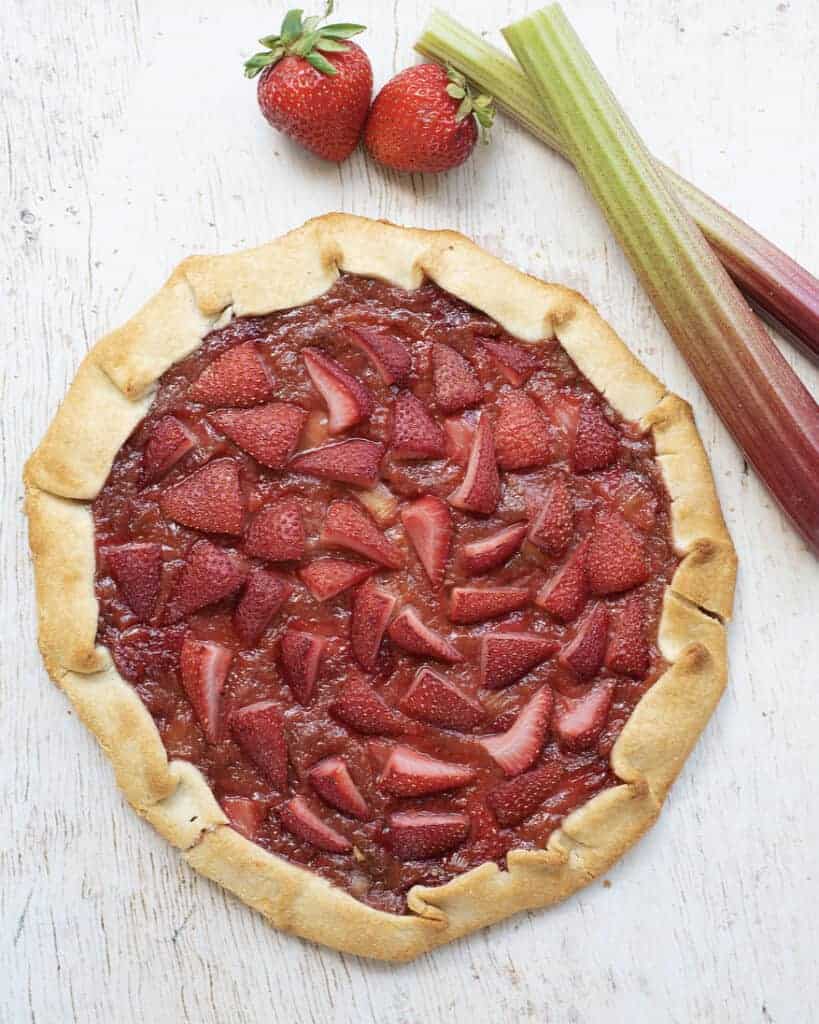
[25,214,735,960]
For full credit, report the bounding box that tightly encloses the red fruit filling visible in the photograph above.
[93,275,678,915]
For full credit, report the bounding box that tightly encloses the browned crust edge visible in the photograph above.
[24,213,736,961]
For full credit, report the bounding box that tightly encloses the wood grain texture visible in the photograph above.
[2,0,817,1020]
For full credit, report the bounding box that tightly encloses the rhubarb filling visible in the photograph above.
[93,275,679,914]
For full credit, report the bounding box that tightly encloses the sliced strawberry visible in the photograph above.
[528,477,574,556]
[479,686,553,777]
[280,629,327,704]
[298,558,375,602]
[160,458,244,535]
[229,700,288,788]
[487,758,564,827]
[104,542,162,621]
[480,632,557,690]
[279,796,351,853]
[351,583,396,671]
[493,391,551,471]
[244,499,305,562]
[302,347,375,434]
[386,810,470,860]
[189,342,273,408]
[354,482,399,526]
[390,391,446,460]
[320,499,404,569]
[443,416,475,465]
[331,674,412,736]
[535,541,589,623]
[234,568,291,645]
[399,666,485,730]
[401,495,452,589]
[586,514,650,595]
[431,343,482,413]
[458,522,528,576]
[387,607,464,664]
[573,403,619,473]
[222,796,268,840]
[605,595,649,678]
[448,414,501,516]
[539,390,581,461]
[378,745,476,797]
[165,540,245,622]
[309,756,370,820]
[480,339,540,387]
[448,586,529,624]
[343,325,412,386]
[142,415,196,484]
[559,603,609,679]
[290,439,384,489]
[179,636,233,743]
[553,683,614,751]
[208,402,306,469]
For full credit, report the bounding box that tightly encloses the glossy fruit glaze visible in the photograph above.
[93,274,679,915]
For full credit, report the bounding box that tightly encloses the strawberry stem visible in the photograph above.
[244,0,365,79]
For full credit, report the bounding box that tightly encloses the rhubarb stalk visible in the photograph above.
[416,10,819,362]
[499,4,819,552]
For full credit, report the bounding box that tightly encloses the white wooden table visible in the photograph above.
[3,1,818,1020]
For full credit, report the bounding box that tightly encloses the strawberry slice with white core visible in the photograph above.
[351,583,397,671]
[180,636,233,743]
[443,416,475,465]
[189,342,273,408]
[343,325,412,386]
[280,629,327,704]
[222,796,268,840]
[479,686,554,777]
[234,567,291,645]
[487,758,564,827]
[387,607,464,664]
[320,499,404,569]
[399,666,485,730]
[298,558,375,602]
[528,476,574,556]
[229,700,288,788]
[208,402,306,469]
[573,403,619,473]
[391,391,446,460]
[302,347,375,434]
[586,514,650,595]
[386,811,470,860]
[431,343,483,413]
[244,499,305,562]
[493,391,551,471]
[401,495,452,589]
[448,586,530,624]
[105,542,162,621]
[160,458,244,535]
[142,415,196,484]
[458,522,528,576]
[480,632,558,689]
[331,674,412,736]
[290,439,384,489]
[165,539,245,622]
[553,683,615,752]
[480,339,539,387]
[535,541,589,623]
[279,796,352,854]
[448,414,501,516]
[606,595,650,678]
[378,745,477,797]
[354,482,399,526]
[309,756,370,820]
[559,604,610,679]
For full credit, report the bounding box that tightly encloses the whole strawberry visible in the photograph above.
[244,2,372,162]
[365,64,494,174]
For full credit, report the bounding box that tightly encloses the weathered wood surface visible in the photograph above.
[2,1,817,1020]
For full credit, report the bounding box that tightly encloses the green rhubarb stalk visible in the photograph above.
[415,9,819,362]
[500,4,819,552]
